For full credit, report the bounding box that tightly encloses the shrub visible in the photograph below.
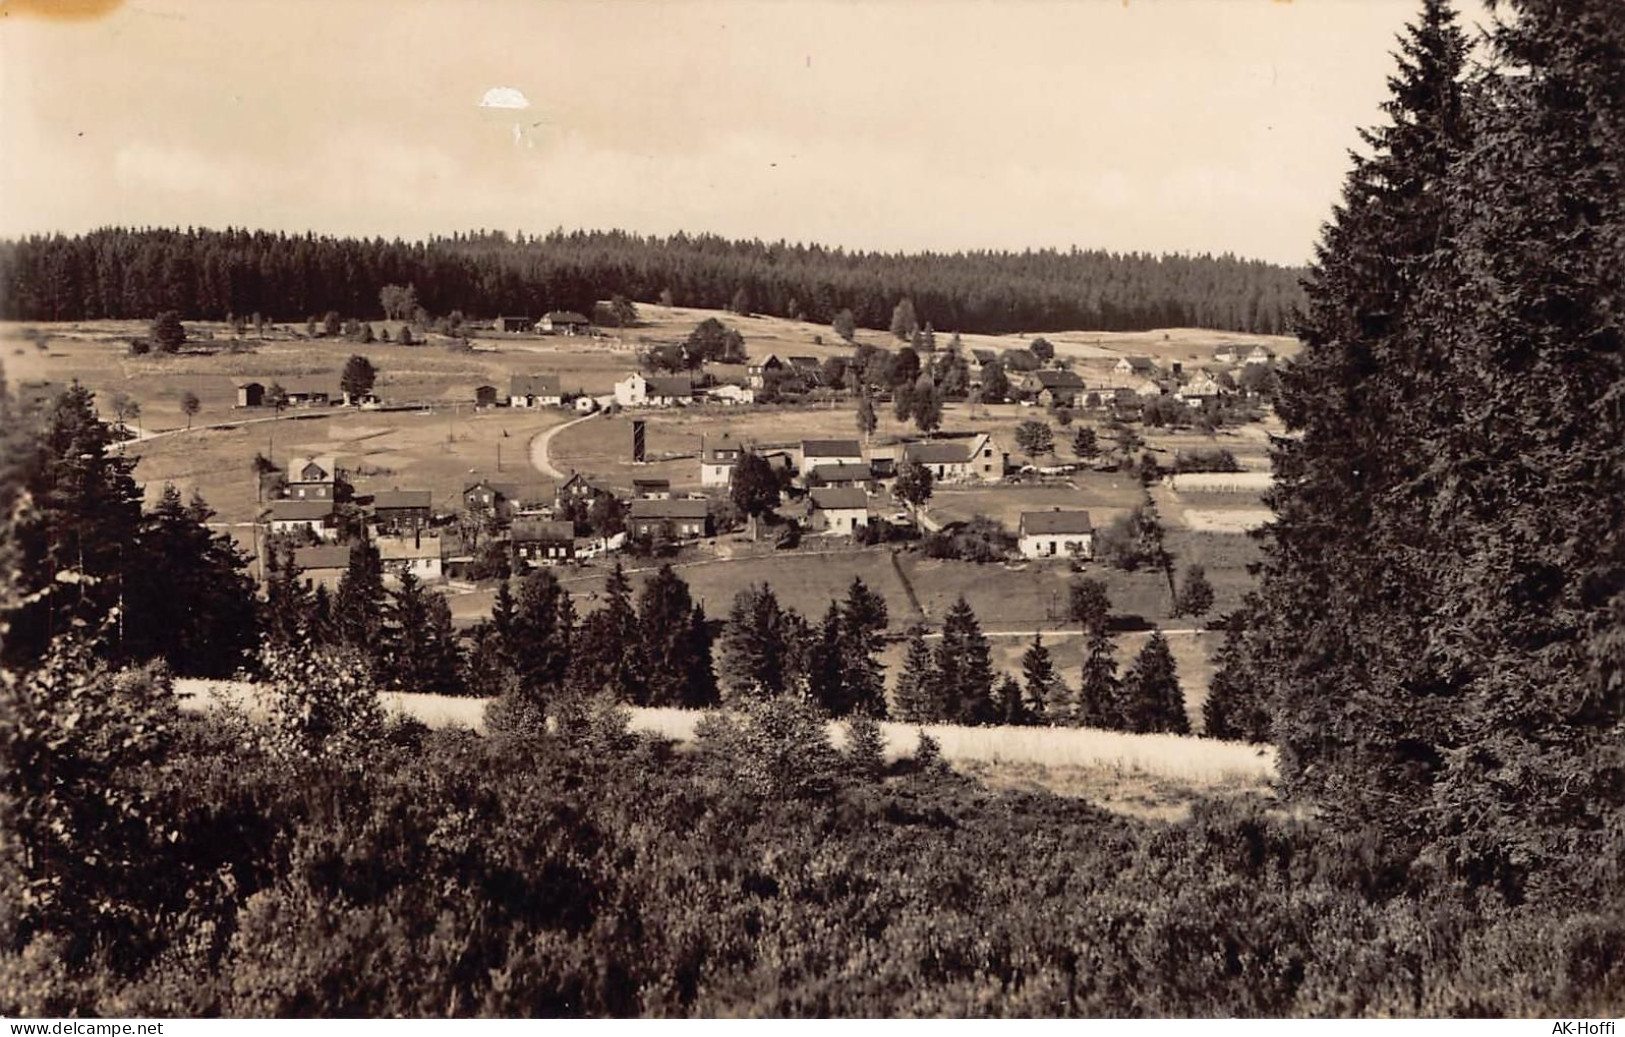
[922,515,1015,563]
[256,643,385,760]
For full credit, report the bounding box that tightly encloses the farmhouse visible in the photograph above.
[285,456,338,501]
[1245,344,1278,365]
[1019,369,1085,407]
[495,315,533,333]
[1134,379,1166,398]
[1177,374,1224,402]
[283,384,333,407]
[1018,509,1094,560]
[263,499,337,541]
[292,544,350,593]
[633,478,672,500]
[474,384,499,408]
[509,374,563,409]
[557,472,614,507]
[786,356,823,385]
[799,438,864,478]
[463,479,513,518]
[701,433,745,487]
[708,384,756,406]
[615,372,695,408]
[370,489,433,533]
[901,432,1005,483]
[747,354,785,389]
[807,463,876,490]
[627,498,711,541]
[511,519,577,566]
[1212,345,1242,365]
[1114,356,1157,379]
[236,382,265,408]
[377,532,443,584]
[807,487,870,535]
[540,311,591,335]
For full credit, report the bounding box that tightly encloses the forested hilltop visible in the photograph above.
[0,227,1304,335]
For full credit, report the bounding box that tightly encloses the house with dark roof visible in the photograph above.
[292,544,350,592]
[540,311,591,335]
[474,384,500,408]
[1114,356,1158,379]
[511,519,577,566]
[509,373,563,408]
[236,381,265,408]
[701,432,746,487]
[633,477,672,500]
[901,432,1005,483]
[1018,369,1086,407]
[370,489,433,533]
[282,384,334,407]
[464,479,514,519]
[1018,509,1094,560]
[263,499,337,541]
[495,316,534,333]
[808,487,870,535]
[807,463,876,490]
[799,438,864,477]
[747,353,785,389]
[627,498,711,541]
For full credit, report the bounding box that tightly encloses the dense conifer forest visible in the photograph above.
[0,226,1304,335]
[2,0,1621,1018]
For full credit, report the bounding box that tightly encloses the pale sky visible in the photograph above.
[0,0,1489,266]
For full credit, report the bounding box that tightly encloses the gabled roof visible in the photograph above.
[1020,510,1093,535]
[1117,356,1157,373]
[293,545,351,570]
[810,487,868,511]
[510,373,561,396]
[748,353,784,370]
[809,463,874,483]
[786,355,821,369]
[902,441,970,465]
[633,477,671,490]
[1023,369,1085,390]
[543,310,590,324]
[265,499,333,522]
[372,489,433,510]
[511,519,576,542]
[801,438,863,458]
[282,383,334,396]
[288,455,337,481]
[630,498,710,520]
[644,375,695,397]
[703,432,744,464]
[971,348,998,364]
[376,535,442,560]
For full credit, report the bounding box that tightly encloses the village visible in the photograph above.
[167,304,1291,661]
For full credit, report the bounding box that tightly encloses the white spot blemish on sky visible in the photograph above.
[479,87,531,110]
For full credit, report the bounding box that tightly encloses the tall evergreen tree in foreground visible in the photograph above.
[637,564,716,709]
[1256,0,1625,899]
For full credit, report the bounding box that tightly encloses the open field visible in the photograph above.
[176,678,1276,820]
[128,405,572,523]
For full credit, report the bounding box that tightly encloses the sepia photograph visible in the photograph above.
[0,0,1621,1021]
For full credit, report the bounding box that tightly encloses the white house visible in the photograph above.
[708,384,756,406]
[1114,356,1157,380]
[1244,344,1278,365]
[1018,509,1094,560]
[701,432,745,487]
[615,372,694,408]
[264,499,337,541]
[1176,374,1223,402]
[510,374,562,408]
[377,533,444,585]
[808,487,869,535]
[747,354,785,389]
[899,432,1005,483]
[799,438,864,478]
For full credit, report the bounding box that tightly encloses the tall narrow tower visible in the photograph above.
[631,418,647,463]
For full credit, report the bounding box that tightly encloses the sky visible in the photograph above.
[0,0,1491,266]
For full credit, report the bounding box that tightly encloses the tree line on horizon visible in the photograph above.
[0,225,1305,336]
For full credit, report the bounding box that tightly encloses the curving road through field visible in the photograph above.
[528,411,598,479]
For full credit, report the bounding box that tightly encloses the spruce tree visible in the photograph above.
[718,584,807,702]
[892,627,939,723]
[995,675,1029,727]
[384,571,463,695]
[509,569,574,705]
[1119,630,1188,734]
[1021,632,1059,726]
[334,540,386,668]
[839,576,889,717]
[1203,604,1269,742]
[1252,0,1473,844]
[1076,624,1119,730]
[638,564,716,708]
[808,602,850,715]
[932,596,995,725]
[568,563,644,703]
